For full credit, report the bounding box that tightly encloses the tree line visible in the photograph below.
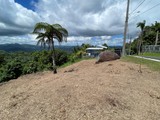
[126,21,160,54]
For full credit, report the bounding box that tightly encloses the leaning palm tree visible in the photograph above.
[32,22,68,74]
[137,20,146,73]
[152,21,160,45]
[137,20,146,55]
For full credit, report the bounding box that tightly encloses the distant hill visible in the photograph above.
[0,44,75,53]
[0,44,42,52]
[0,44,122,53]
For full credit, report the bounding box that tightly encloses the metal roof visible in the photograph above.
[97,45,107,49]
[86,48,104,50]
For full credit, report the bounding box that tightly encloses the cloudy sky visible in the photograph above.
[0,0,160,46]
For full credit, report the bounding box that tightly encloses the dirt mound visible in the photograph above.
[0,60,160,120]
[96,51,120,63]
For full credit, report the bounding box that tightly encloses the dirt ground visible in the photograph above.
[0,60,160,120]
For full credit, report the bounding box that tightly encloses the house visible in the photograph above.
[86,45,107,57]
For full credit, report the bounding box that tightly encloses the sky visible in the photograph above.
[0,0,160,46]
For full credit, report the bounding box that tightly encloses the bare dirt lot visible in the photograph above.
[0,60,160,120]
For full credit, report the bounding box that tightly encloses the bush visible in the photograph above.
[22,61,38,74]
[55,49,69,66]
[0,49,70,83]
[0,60,22,82]
[6,60,22,78]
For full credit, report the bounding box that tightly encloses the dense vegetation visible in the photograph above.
[0,49,68,83]
[0,43,113,83]
[126,21,160,54]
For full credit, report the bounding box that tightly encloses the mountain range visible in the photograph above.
[0,44,75,53]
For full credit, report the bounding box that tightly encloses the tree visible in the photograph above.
[129,21,160,54]
[137,20,146,73]
[32,22,68,74]
[137,20,146,54]
[152,21,160,45]
[102,43,108,48]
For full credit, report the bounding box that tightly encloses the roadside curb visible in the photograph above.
[133,56,160,62]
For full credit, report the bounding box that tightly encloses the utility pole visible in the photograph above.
[122,0,130,57]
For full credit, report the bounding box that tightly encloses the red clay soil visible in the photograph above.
[0,60,160,120]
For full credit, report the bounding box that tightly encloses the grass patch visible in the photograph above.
[60,57,94,68]
[121,56,160,71]
[142,52,160,58]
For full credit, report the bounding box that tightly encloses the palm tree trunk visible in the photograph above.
[138,33,143,55]
[51,41,57,74]
[138,38,142,55]
[155,31,159,46]
[136,40,139,55]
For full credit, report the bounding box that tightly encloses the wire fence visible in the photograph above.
[143,45,160,52]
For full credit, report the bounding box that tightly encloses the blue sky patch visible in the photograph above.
[15,0,38,11]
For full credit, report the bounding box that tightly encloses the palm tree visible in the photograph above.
[152,21,160,45]
[32,22,68,74]
[137,20,146,55]
[137,20,146,73]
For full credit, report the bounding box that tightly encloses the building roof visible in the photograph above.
[97,45,107,49]
[86,47,104,50]
[86,45,107,51]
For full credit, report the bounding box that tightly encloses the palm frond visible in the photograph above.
[137,20,146,32]
[36,33,44,39]
[58,27,68,37]
[52,24,62,29]
[37,38,46,48]
[32,22,50,33]
[54,27,68,42]
[33,22,68,50]
[54,32,63,42]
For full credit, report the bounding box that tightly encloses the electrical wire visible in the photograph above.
[130,2,160,20]
[139,0,152,12]
[129,0,146,15]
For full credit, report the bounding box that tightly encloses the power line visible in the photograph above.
[138,0,152,12]
[129,0,153,18]
[130,2,160,20]
[129,0,146,15]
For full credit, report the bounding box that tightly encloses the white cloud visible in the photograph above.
[0,0,160,46]
[0,35,37,44]
[101,36,112,40]
[35,0,126,36]
[59,35,112,46]
[0,0,41,36]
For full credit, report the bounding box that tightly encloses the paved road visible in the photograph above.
[133,56,160,62]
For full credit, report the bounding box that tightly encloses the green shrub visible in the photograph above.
[55,49,69,66]
[0,49,70,83]
[6,60,22,78]
[0,60,22,82]
[22,61,38,74]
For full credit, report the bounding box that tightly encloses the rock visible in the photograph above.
[96,51,120,63]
